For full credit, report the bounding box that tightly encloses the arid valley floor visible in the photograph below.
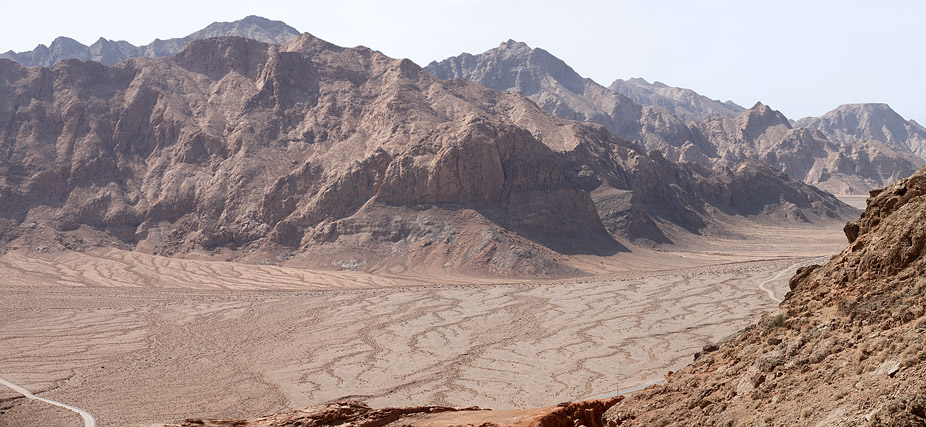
[0,213,857,427]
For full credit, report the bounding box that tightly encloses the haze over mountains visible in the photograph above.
[0,16,300,67]
[609,77,746,122]
[796,103,926,159]
[428,40,925,195]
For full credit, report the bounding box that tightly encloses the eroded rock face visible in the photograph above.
[427,42,857,244]
[1,32,858,272]
[0,34,620,277]
[603,166,926,426]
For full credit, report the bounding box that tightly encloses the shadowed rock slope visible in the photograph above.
[0,15,300,67]
[796,103,926,160]
[609,77,745,122]
[604,166,926,426]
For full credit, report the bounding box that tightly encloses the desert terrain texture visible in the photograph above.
[0,218,848,426]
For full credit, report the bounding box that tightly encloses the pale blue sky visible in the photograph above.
[2,0,924,123]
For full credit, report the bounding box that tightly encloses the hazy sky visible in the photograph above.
[2,0,924,123]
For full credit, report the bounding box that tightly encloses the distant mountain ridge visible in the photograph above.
[424,39,718,165]
[796,103,926,159]
[610,77,745,122]
[425,40,646,142]
[0,15,300,66]
[690,102,925,195]
[427,40,925,194]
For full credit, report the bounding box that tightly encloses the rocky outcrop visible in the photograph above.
[796,103,926,159]
[609,78,745,122]
[0,15,300,66]
[174,400,479,427]
[169,397,623,427]
[603,166,926,425]
[425,41,718,166]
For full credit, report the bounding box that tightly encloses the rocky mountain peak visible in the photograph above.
[0,15,301,67]
[425,40,585,96]
[280,32,342,55]
[796,103,926,159]
[739,101,792,134]
[500,39,529,50]
[187,15,300,44]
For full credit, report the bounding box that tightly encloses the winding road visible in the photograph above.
[757,257,827,303]
[0,376,96,427]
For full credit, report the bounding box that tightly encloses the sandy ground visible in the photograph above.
[836,194,869,210]
[0,392,79,427]
[0,221,850,426]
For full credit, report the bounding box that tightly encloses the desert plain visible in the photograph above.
[0,213,857,427]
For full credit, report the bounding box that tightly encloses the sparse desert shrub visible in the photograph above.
[769,313,786,329]
[800,407,813,418]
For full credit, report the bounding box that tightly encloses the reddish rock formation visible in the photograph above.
[169,398,622,427]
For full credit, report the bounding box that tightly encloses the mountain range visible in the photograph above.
[0,15,300,67]
[7,17,922,196]
[427,41,925,195]
[609,77,746,122]
[0,20,855,277]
